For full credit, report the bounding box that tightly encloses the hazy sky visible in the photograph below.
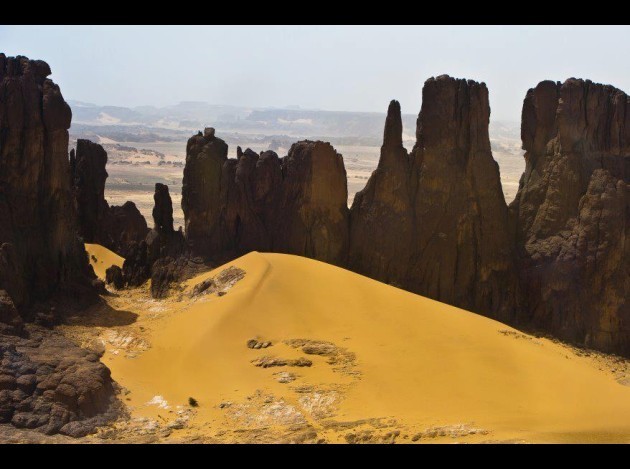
[2,25,630,121]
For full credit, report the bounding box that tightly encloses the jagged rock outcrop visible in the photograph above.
[349,76,517,320]
[152,183,174,233]
[105,201,148,258]
[70,139,148,257]
[117,183,186,296]
[0,54,116,435]
[105,265,124,290]
[349,100,415,286]
[510,78,630,354]
[182,128,349,265]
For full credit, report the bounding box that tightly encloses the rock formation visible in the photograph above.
[0,54,116,435]
[0,54,95,310]
[152,183,174,234]
[70,139,148,257]
[349,76,517,321]
[510,78,630,354]
[115,183,187,297]
[70,140,109,244]
[182,129,349,265]
[105,201,149,258]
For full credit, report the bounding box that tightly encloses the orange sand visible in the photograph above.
[82,245,630,443]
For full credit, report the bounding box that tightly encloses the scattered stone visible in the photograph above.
[192,279,216,296]
[274,372,296,384]
[285,339,358,376]
[251,356,312,368]
[190,267,245,298]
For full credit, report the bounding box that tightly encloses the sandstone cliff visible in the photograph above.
[70,140,109,244]
[350,76,517,320]
[0,54,116,436]
[0,55,94,309]
[182,129,349,265]
[70,139,148,258]
[510,78,630,354]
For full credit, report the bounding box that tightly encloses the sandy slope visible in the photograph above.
[86,243,124,279]
[79,245,630,443]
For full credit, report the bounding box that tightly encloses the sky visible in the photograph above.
[2,25,630,121]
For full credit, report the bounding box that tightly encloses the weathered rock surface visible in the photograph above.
[0,54,95,311]
[105,201,148,259]
[152,183,174,234]
[182,131,349,265]
[70,139,109,244]
[350,77,517,321]
[0,290,22,336]
[0,55,117,436]
[70,139,148,257]
[510,78,630,354]
[0,326,118,436]
[119,183,188,297]
[105,265,124,290]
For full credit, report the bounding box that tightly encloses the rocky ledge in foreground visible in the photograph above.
[0,325,119,437]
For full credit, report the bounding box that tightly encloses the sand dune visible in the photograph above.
[79,245,630,443]
[86,243,124,279]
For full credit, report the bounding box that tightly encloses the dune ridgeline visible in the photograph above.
[0,54,628,443]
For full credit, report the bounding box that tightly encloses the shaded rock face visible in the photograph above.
[349,77,517,321]
[0,290,22,336]
[120,183,186,296]
[105,265,124,290]
[0,55,116,436]
[510,79,630,354]
[349,100,415,287]
[182,132,349,265]
[70,140,148,257]
[0,54,94,310]
[105,201,148,258]
[153,182,174,233]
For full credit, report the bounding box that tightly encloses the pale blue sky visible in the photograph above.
[2,25,629,121]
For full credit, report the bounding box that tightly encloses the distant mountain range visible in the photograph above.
[68,100,520,152]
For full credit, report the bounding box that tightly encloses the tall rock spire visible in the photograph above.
[350,76,518,321]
